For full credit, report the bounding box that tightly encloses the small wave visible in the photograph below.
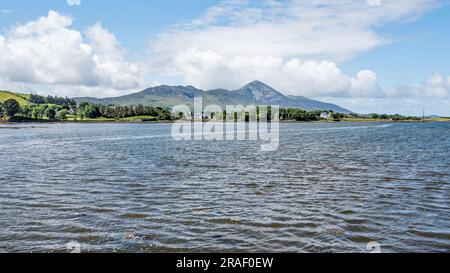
[120,213,147,219]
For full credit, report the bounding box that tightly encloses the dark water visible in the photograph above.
[0,122,449,253]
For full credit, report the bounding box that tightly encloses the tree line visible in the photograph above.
[281,109,329,121]
[0,99,72,121]
[1,97,423,122]
[76,102,172,120]
[28,94,77,107]
[366,113,421,121]
[0,99,173,121]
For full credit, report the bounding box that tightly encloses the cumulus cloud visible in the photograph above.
[350,70,383,98]
[322,73,450,116]
[381,74,450,100]
[425,74,450,98]
[366,0,382,7]
[0,11,144,96]
[150,0,437,98]
[162,52,378,98]
[86,23,145,89]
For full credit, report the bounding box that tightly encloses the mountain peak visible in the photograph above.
[243,80,273,89]
[73,82,351,113]
[236,81,287,103]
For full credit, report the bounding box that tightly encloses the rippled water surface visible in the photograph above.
[1,122,449,253]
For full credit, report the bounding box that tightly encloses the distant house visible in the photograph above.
[193,113,205,120]
[320,112,331,119]
[188,112,217,120]
[180,112,192,120]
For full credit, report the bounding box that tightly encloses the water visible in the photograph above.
[0,122,449,253]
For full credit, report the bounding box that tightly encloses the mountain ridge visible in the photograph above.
[74,81,352,113]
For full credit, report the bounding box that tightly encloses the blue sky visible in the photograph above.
[342,4,450,87]
[0,0,218,51]
[1,0,450,115]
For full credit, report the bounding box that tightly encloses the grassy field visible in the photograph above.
[65,115,160,123]
[425,117,450,122]
[119,115,158,121]
[341,117,450,123]
[341,118,405,122]
[0,91,30,106]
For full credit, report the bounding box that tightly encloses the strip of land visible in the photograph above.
[1,91,448,124]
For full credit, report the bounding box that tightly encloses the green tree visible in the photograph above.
[56,109,69,121]
[332,112,345,121]
[20,106,32,118]
[32,106,45,120]
[3,99,20,118]
[77,108,86,120]
[45,108,57,120]
[370,113,379,119]
[84,104,100,118]
[0,102,4,120]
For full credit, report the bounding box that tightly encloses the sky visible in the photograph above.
[1,0,450,116]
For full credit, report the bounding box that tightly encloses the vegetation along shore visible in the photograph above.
[0,90,448,124]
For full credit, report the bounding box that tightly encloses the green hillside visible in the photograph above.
[0,91,30,106]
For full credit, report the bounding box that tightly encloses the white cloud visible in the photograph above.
[150,47,385,98]
[86,23,145,89]
[0,11,145,96]
[322,96,450,116]
[327,73,450,116]
[367,0,382,7]
[153,47,383,98]
[384,74,450,100]
[425,74,450,98]
[350,70,382,98]
[150,0,437,98]
[66,0,81,6]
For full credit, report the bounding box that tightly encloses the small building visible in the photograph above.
[191,112,215,120]
[193,113,204,120]
[320,112,331,119]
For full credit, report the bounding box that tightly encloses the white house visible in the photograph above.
[193,113,211,120]
[320,112,331,119]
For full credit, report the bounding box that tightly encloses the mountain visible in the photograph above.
[75,81,351,113]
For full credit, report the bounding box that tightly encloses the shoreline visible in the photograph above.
[1,118,449,125]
